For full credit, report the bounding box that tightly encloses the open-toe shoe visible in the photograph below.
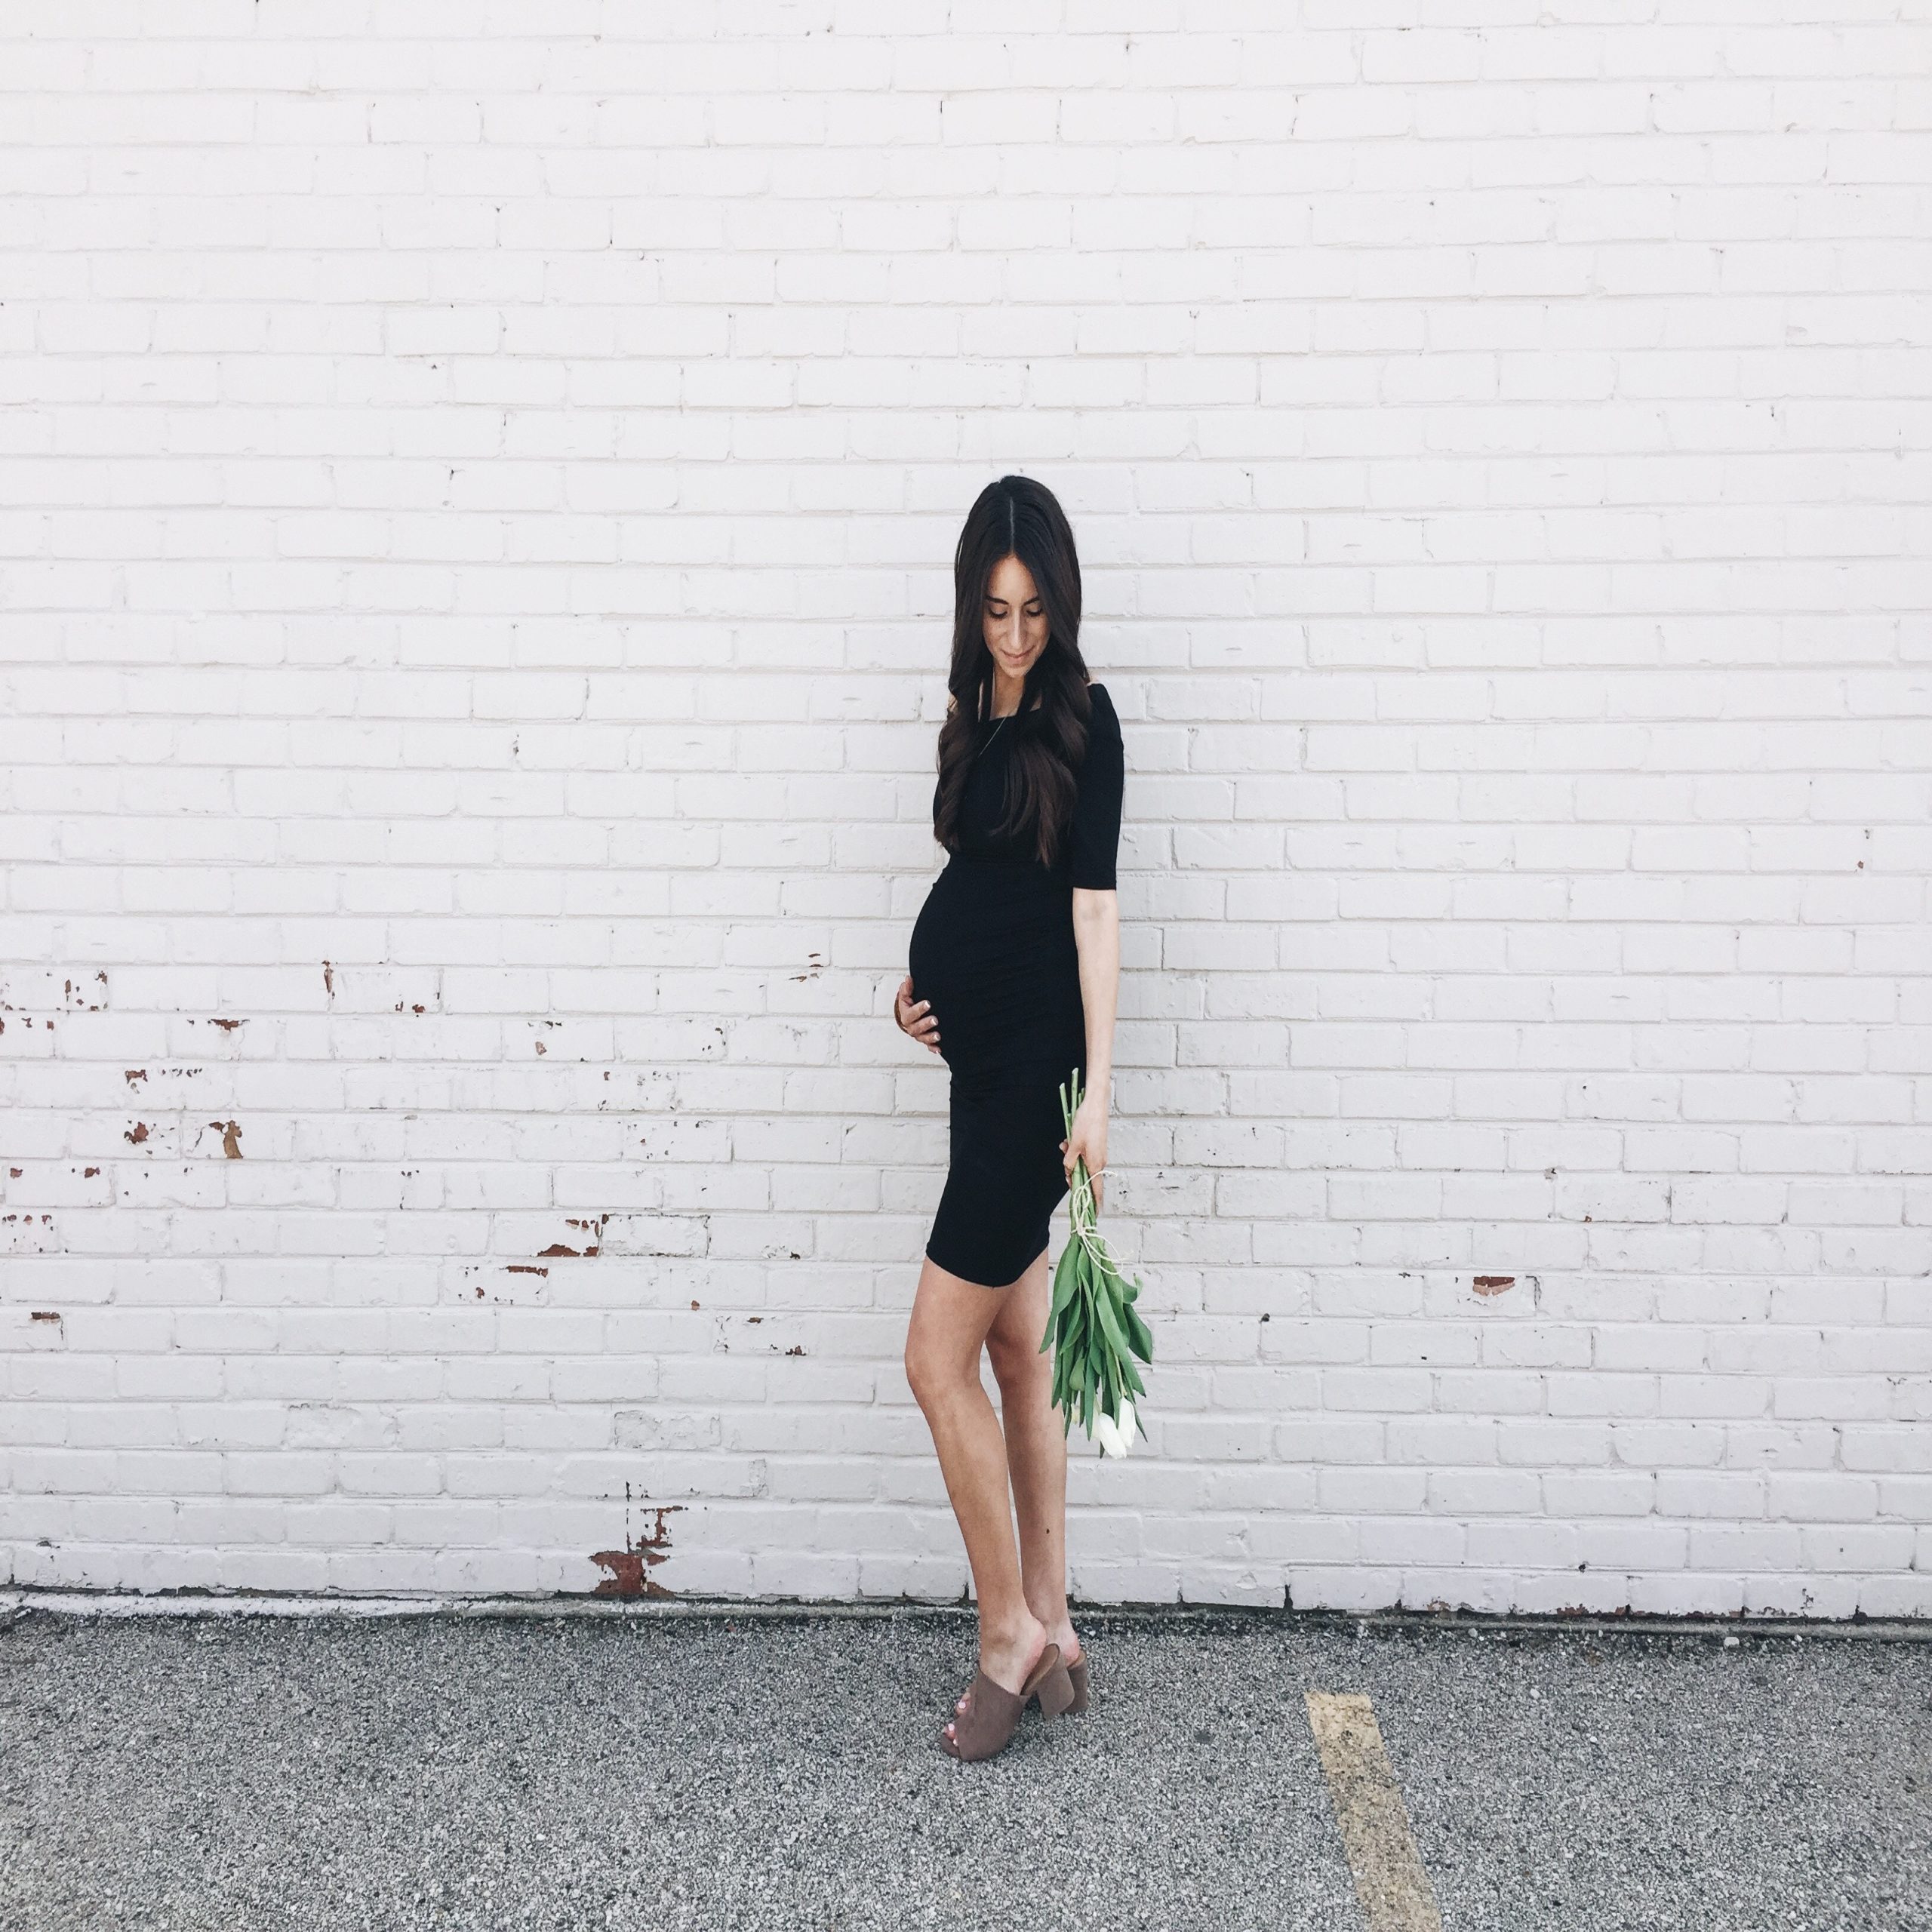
[940,1641,1073,1761]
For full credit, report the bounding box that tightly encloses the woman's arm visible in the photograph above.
[1062,682,1125,1208]
[1065,885,1120,1209]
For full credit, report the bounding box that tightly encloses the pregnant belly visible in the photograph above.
[909,857,1084,1081]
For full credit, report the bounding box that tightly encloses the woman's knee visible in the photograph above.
[904,1331,968,1410]
[986,1332,1047,1395]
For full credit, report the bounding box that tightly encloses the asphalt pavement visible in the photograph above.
[1,1602,1926,1931]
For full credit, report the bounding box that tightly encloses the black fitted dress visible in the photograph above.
[907,681,1125,1288]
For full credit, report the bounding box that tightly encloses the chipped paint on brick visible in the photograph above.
[3,1215,59,1256]
[591,1494,683,1598]
[1473,1275,1515,1296]
[61,973,108,1011]
[537,1213,610,1260]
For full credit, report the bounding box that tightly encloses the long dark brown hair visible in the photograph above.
[933,475,1094,868]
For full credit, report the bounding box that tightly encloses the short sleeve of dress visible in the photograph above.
[1066,682,1124,890]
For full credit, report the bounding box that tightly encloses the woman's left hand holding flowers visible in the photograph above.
[1060,1090,1109,1213]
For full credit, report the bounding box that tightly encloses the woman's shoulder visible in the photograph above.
[1083,679,1121,734]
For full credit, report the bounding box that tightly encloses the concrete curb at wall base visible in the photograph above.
[4,1589,1928,1643]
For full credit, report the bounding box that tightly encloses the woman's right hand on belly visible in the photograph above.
[894,974,941,1055]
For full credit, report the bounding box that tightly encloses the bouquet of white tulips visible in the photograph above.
[1039,1067,1155,1457]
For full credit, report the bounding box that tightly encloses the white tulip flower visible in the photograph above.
[1116,1397,1137,1444]
[1093,1408,1129,1458]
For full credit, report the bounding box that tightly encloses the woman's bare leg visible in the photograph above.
[986,1243,1082,1670]
[904,1254,1052,1743]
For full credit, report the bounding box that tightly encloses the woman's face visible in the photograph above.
[983,553,1050,685]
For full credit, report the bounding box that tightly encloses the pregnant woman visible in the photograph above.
[895,474,1125,1762]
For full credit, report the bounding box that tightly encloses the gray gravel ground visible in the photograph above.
[0,1606,1926,1932]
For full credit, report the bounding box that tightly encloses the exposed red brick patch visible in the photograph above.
[210,1017,245,1032]
[564,1214,608,1258]
[126,1122,149,1146]
[1473,1275,1515,1295]
[592,1503,683,1598]
[30,1311,61,1324]
[211,1120,243,1159]
[63,974,108,1011]
[506,1263,549,1277]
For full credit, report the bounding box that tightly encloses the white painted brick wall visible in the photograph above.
[3,4,1929,1618]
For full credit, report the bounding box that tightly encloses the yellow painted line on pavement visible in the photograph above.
[1305,1691,1444,1932]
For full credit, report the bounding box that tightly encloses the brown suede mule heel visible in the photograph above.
[940,1641,1074,1761]
[1066,1652,1090,1714]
